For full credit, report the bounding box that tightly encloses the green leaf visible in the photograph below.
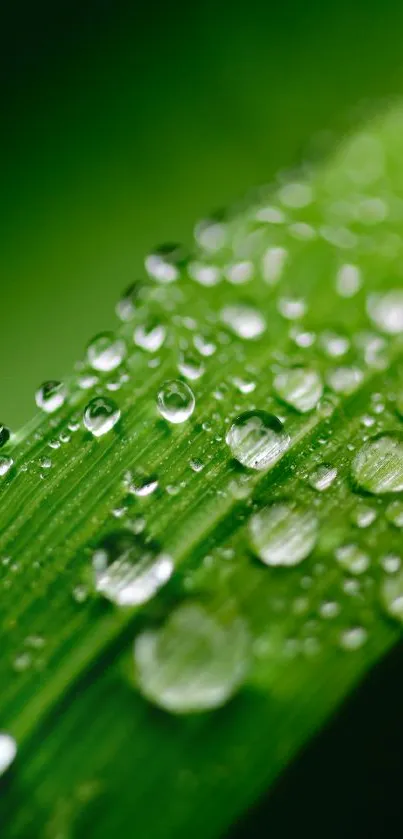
[2,106,403,838]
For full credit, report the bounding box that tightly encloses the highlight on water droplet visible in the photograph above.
[351,434,403,494]
[157,379,195,424]
[83,396,121,437]
[273,367,323,413]
[226,410,290,471]
[92,531,173,607]
[87,332,126,372]
[133,601,250,713]
[0,733,17,776]
[248,501,318,567]
[35,381,66,414]
[177,349,205,381]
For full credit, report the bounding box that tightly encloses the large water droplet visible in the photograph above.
[92,532,173,607]
[351,434,403,494]
[35,381,66,414]
[145,244,185,283]
[87,333,126,372]
[226,411,290,471]
[0,733,17,776]
[220,304,266,339]
[273,367,323,413]
[367,290,403,334]
[381,570,403,622]
[134,601,250,713]
[157,380,195,424]
[248,501,318,567]
[0,424,10,448]
[83,397,121,437]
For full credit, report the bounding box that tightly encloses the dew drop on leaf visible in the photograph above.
[248,501,318,567]
[124,470,159,497]
[177,350,205,381]
[351,434,403,494]
[0,456,14,477]
[0,733,17,777]
[380,570,403,622]
[134,319,166,353]
[335,263,362,298]
[226,410,290,471]
[134,601,250,713]
[145,243,185,283]
[366,290,403,334]
[339,626,368,651]
[115,282,145,322]
[92,531,173,607]
[326,366,364,394]
[220,304,266,339]
[87,332,126,372]
[335,544,370,575]
[157,379,195,424]
[309,464,338,492]
[35,380,66,413]
[386,500,403,528]
[273,367,323,413]
[83,396,121,437]
[0,424,10,448]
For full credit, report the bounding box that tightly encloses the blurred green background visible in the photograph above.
[2,0,403,427]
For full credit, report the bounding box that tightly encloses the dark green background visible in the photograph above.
[2,0,403,427]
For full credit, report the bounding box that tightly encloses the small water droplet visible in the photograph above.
[367,290,403,334]
[134,319,166,353]
[335,263,362,298]
[248,501,318,567]
[351,434,403,494]
[226,411,290,471]
[115,282,144,321]
[193,331,216,357]
[319,330,350,358]
[134,601,250,713]
[309,464,338,492]
[221,304,266,339]
[273,367,323,413]
[231,376,256,394]
[327,366,364,395]
[386,500,403,528]
[157,380,195,424]
[278,181,313,208]
[92,531,173,607]
[194,217,228,252]
[124,470,159,497]
[189,458,204,473]
[35,381,66,414]
[177,349,205,381]
[83,397,121,437]
[0,733,17,776]
[0,456,13,477]
[145,243,186,283]
[352,503,377,528]
[87,333,126,372]
[39,456,52,470]
[335,543,370,575]
[277,296,307,320]
[340,626,367,650]
[0,424,10,448]
[380,554,401,574]
[319,601,341,619]
[188,261,221,287]
[225,260,254,285]
[261,247,288,285]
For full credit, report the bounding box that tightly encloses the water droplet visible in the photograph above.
[225,260,254,285]
[83,397,121,437]
[335,264,362,298]
[273,367,323,413]
[177,349,205,381]
[278,181,313,208]
[78,372,99,390]
[134,601,250,713]
[134,319,166,353]
[261,246,288,285]
[194,217,228,252]
[226,411,290,471]
[326,366,364,395]
[35,381,66,413]
[157,380,195,424]
[124,470,159,497]
[188,261,221,287]
[193,331,216,357]
[145,243,185,283]
[248,501,318,567]
[0,456,13,477]
[39,456,52,470]
[340,626,368,651]
[277,297,307,320]
[0,424,10,448]
[352,503,377,528]
[116,282,144,321]
[0,733,17,776]
[319,601,340,619]
[221,304,266,339]
[380,563,403,623]
[367,290,403,334]
[351,434,403,494]
[87,333,126,372]
[335,544,370,575]
[309,464,338,492]
[319,330,350,358]
[386,500,403,528]
[231,376,256,394]
[92,531,173,607]
[189,458,204,472]
[380,554,401,574]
